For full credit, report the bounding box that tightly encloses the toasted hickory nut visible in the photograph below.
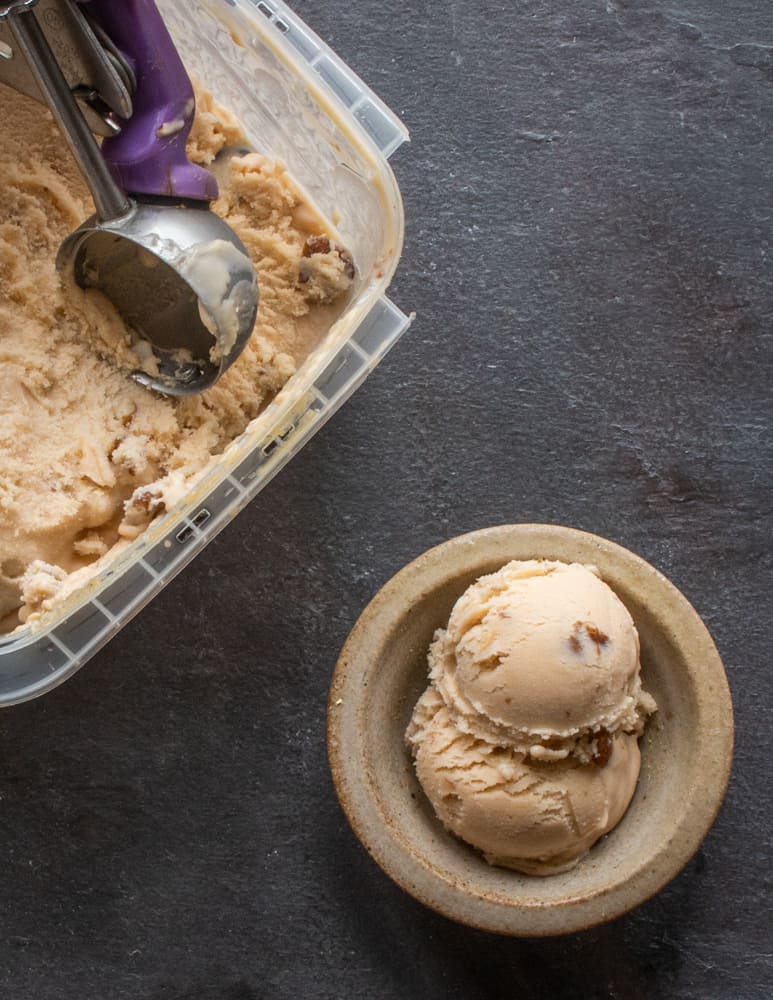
[303,234,331,257]
[593,731,613,767]
[301,234,355,281]
[337,246,355,280]
[133,489,164,514]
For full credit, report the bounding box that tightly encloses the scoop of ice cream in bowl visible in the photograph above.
[407,558,657,876]
[326,524,733,936]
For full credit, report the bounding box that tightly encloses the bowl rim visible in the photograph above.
[326,523,735,936]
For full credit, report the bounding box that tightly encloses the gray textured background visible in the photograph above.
[1,1,772,997]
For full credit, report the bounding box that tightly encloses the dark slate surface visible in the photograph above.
[1,1,771,997]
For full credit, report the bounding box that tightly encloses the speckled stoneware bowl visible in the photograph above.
[326,524,734,936]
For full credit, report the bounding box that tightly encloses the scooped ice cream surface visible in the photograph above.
[0,83,354,632]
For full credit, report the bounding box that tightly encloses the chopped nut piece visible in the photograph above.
[593,731,613,767]
[303,234,332,257]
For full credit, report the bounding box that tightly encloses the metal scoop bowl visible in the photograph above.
[58,200,258,393]
[4,0,258,395]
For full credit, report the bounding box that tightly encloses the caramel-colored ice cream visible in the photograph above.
[406,560,656,875]
[408,686,642,875]
[0,84,353,632]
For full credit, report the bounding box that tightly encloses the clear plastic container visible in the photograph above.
[0,0,409,705]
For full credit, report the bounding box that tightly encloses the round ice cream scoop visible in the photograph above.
[58,201,257,393]
[431,560,650,751]
[5,0,257,395]
[407,687,641,875]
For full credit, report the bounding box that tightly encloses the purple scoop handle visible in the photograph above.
[80,0,216,201]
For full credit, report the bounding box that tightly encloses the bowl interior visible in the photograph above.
[330,525,733,934]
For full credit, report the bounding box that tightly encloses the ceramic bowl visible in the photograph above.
[326,524,734,936]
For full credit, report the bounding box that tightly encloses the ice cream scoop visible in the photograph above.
[407,687,641,876]
[431,560,654,760]
[407,558,656,874]
[3,0,257,395]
